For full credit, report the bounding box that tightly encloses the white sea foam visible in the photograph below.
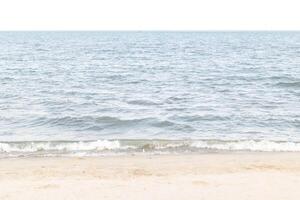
[0,140,121,153]
[191,140,300,152]
[1,140,300,155]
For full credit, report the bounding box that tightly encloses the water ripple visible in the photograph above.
[0,31,300,143]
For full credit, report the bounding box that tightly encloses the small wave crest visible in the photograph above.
[276,81,300,88]
[0,140,122,153]
[190,140,300,152]
[1,139,300,157]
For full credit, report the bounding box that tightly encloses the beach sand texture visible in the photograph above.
[1,153,300,200]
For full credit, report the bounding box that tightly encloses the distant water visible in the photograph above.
[0,31,300,156]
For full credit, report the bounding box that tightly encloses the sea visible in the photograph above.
[0,31,300,157]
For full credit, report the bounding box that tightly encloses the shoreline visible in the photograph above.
[1,153,300,199]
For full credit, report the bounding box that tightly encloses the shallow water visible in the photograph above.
[0,32,300,154]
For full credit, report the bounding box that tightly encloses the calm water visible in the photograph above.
[0,32,300,155]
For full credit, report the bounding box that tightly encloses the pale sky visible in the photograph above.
[0,0,299,30]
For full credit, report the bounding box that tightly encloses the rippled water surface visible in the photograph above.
[0,32,300,153]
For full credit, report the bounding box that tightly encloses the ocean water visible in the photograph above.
[0,31,300,156]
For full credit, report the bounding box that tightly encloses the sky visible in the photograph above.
[0,0,299,30]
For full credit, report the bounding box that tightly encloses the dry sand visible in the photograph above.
[1,153,300,200]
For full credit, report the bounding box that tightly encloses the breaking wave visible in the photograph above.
[1,139,300,157]
[0,140,122,153]
[190,140,300,152]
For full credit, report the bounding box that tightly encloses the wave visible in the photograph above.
[276,81,300,88]
[29,116,148,128]
[126,99,161,106]
[1,139,300,157]
[190,140,300,152]
[27,116,192,132]
[0,140,122,153]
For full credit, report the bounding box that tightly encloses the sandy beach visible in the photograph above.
[1,153,300,200]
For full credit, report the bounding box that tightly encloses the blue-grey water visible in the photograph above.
[0,32,300,155]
